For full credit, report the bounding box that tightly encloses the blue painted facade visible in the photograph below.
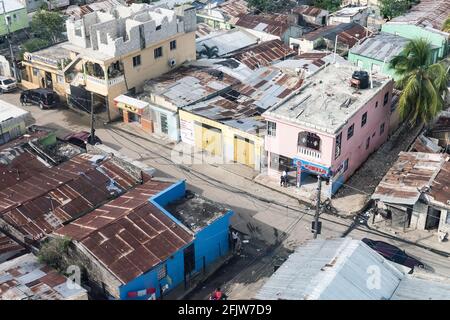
[118,180,233,300]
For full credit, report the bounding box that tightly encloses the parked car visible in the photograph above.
[63,131,102,149]
[0,76,17,93]
[362,238,425,271]
[20,88,59,109]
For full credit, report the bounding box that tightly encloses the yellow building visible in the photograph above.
[179,108,265,171]
[21,4,197,120]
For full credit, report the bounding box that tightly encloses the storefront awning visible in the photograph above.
[293,158,331,177]
[114,95,149,115]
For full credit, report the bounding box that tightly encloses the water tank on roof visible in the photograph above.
[350,71,369,89]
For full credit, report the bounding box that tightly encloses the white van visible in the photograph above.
[0,76,17,93]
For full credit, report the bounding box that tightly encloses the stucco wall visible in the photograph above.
[0,8,29,36]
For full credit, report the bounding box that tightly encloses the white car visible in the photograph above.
[0,76,17,93]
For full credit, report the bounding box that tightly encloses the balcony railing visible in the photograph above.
[108,75,125,86]
[298,146,321,159]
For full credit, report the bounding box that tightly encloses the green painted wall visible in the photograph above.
[381,24,449,59]
[0,8,29,37]
[347,52,400,80]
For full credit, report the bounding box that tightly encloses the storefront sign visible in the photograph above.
[180,119,195,145]
[293,158,331,177]
[116,102,144,115]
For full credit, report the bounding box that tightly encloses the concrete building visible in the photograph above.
[0,253,88,300]
[235,13,315,45]
[22,3,197,119]
[0,0,29,37]
[372,152,450,241]
[256,238,450,300]
[0,100,29,145]
[196,28,259,58]
[328,6,369,27]
[348,33,441,81]
[196,0,249,31]
[54,179,233,300]
[291,22,370,55]
[381,0,450,60]
[263,63,394,196]
[292,5,329,26]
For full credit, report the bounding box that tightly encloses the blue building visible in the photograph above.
[56,179,233,300]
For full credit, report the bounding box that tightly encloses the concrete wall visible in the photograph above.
[179,109,264,171]
[264,79,393,193]
[148,104,179,141]
[438,209,450,235]
[381,23,449,59]
[410,201,428,230]
[0,7,29,36]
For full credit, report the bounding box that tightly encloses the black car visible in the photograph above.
[63,131,102,149]
[20,88,59,109]
[362,238,425,271]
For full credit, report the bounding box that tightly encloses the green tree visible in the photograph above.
[199,44,220,58]
[442,15,450,33]
[390,38,449,127]
[313,0,342,12]
[247,0,293,13]
[30,10,65,44]
[379,0,416,20]
[37,237,71,272]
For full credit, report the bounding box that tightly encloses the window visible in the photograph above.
[157,264,167,280]
[361,112,367,127]
[366,136,370,150]
[357,60,363,69]
[170,40,177,50]
[380,122,385,135]
[383,92,389,106]
[13,14,17,21]
[154,47,163,59]
[298,131,321,151]
[347,124,354,140]
[160,113,168,134]
[132,55,141,67]
[343,159,349,172]
[270,153,293,172]
[156,25,161,31]
[335,132,342,159]
[75,27,82,37]
[267,121,276,137]
[57,75,64,84]
[32,68,39,76]
[375,101,378,108]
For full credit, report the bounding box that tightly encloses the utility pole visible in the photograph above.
[314,175,322,239]
[1,1,17,80]
[90,91,95,144]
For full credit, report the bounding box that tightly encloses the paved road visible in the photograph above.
[2,92,449,298]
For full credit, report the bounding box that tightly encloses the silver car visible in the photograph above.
[0,76,17,93]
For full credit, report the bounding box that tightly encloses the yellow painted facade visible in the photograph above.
[21,31,196,119]
[179,109,264,171]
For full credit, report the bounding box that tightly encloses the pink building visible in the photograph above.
[263,63,394,195]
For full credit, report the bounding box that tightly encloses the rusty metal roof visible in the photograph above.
[196,22,216,38]
[0,154,138,241]
[292,5,325,17]
[0,253,87,300]
[55,180,194,284]
[219,0,249,23]
[235,14,292,37]
[0,232,24,258]
[303,22,369,47]
[428,162,450,208]
[410,134,442,153]
[389,0,450,31]
[229,39,296,70]
[372,152,449,205]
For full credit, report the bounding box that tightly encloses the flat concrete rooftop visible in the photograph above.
[165,191,229,233]
[264,62,392,134]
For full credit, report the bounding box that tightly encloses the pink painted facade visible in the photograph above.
[264,70,394,194]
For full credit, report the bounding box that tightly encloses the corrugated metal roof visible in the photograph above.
[350,33,410,62]
[255,238,404,300]
[0,154,139,241]
[428,162,450,208]
[0,100,28,123]
[218,0,249,23]
[391,275,450,300]
[229,39,296,70]
[0,253,87,300]
[235,14,292,37]
[388,0,450,31]
[55,180,194,284]
[372,152,449,205]
[292,5,325,17]
[303,22,369,47]
[0,232,24,257]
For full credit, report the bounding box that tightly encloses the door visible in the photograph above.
[183,244,195,275]
[195,122,222,156]
[45,72,53,89]
[425,207,441,230]
[234,135,255,167]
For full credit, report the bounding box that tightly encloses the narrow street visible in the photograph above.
[2,91,449,299]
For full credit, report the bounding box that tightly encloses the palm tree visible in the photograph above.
[199,44,220,59]
[390,38,449,127]
[442,16,450,33]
